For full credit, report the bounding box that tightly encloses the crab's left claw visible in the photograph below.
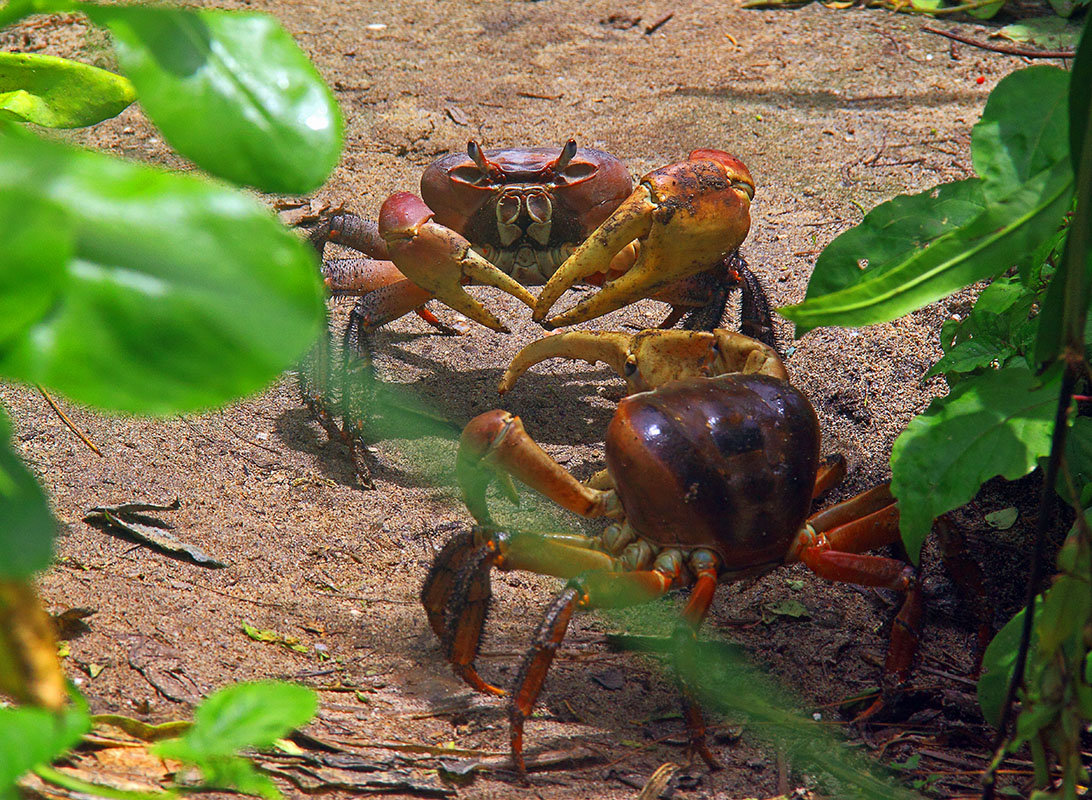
[532,151,754,329]
[380,193,537,333]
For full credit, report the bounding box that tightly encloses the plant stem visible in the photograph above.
[33,765,173,800]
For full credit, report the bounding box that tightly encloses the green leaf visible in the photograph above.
[973,67,1070,202]
[1037,574,1090,656]
[926,335,1012,379]
[782,162,1072,334]
[0,703,89,797]
[0,52,134,128]
[891,365,1059,562]
[0,408,57,579]
[0,125,325,414]
[0,188,70,348]
[978,599,1040,727]
[83,5,342,193]
[783,67,1074,335]
[993,18,1084,51]
[966,0,1005,20]
[156,681,316,761]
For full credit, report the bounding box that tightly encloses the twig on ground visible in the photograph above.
[921,25,1075,59]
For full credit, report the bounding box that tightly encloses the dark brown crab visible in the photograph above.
[309,140,773,341]
[421,334,926,775]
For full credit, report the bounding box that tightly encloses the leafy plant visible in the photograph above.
[0,0,337,794]
[781,16,1092,797]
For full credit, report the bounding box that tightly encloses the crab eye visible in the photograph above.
[556,162,597,184]
[450,165,488,185]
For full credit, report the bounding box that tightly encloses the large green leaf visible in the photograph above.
[782,66,1074,335]
[83,5,342,194]
[890,365,1059,561]
[972,67,1070,203]
[156,681,316,760]
[781,161,1073,334]
[0,189,70,348]
[0,52,134,128]
[0,703,89,800]
[0,125,325,414]
[0,408,56,579]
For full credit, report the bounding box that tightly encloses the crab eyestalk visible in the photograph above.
[379,192,537,332]
[532,151,755,330]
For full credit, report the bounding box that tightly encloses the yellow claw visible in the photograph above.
[500,328,786,395]
[532,153,754,330]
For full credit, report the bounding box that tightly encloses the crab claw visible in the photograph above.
[500,328,786,395]
[532,151,754,329]
[379,193,537,333]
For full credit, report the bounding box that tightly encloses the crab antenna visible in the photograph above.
[467,140,502,181]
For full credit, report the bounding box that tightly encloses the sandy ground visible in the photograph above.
[1,1,1068,797]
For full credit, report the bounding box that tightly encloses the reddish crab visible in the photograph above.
[421,332,924,774]
[309,140,774,343]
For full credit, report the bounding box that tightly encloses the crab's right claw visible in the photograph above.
[379,193,536,333]
[532,151,755,329]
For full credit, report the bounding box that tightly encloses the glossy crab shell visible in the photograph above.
[419,146,634,255]
[605,373,821,570]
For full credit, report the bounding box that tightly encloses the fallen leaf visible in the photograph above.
[985,507,1018,530]
[84,500,227,568]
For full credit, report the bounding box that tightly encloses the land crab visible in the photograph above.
[309,140,774,341]
[421,329,924,774]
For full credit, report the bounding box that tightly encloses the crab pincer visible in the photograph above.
[378,192,537,332]
[532,150,755,329]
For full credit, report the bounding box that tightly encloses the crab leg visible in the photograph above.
[379,193,537,333]
[457,410,622,523]
[533,151,754,329]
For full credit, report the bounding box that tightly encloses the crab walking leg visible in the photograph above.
[457,410,622,523]
[379,192,537,333]
[812,454,847,499]
[793,493,922,697]
[674,554,722,769]
[510,566,679,775]
[420,530,476,639]
[310,211,390,261]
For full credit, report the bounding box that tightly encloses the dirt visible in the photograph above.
[0,1,1065,797]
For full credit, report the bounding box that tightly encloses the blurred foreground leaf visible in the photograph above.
[83,4,343,193]
[0,124,325,414]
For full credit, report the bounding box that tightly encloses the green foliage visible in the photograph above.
[890,365,1059,561]
[781,67,1073,335]
[0,0,333,795]
[0,701,90,800]
[154,682,317,799]
[0,52,133,127]
[786,14,1092,796]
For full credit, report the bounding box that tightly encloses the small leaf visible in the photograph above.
[766,599,810,619]
[84,499,227,568]
[0,704,89,794]
[891,365,1059,561]
[978,600,1040,727]
[0,52,134,128]
[0,125,325,414]
[992,18,1083,51]
[87,663,105,678]
[1070,17,1091,169]
[0,410,57,579]
[984,507,1018,530]
[83,5,343,193]
[156,681,316,760]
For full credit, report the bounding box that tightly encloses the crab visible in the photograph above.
[420,330,922,774]
[308,140,774,343]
